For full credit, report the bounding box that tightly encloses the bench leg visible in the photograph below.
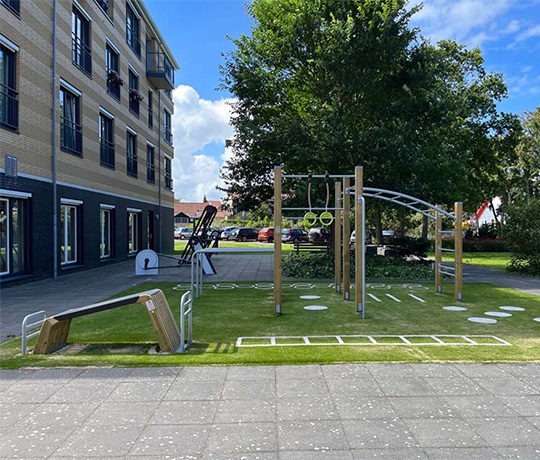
[33,318,71,354]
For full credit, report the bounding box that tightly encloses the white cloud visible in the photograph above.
[171,85,235,201]
[410,0,518,47]
[512,23,540,46]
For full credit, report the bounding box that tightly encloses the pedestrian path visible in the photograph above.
[1,363,539,458]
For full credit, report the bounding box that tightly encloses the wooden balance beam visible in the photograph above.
[33,289,181,354]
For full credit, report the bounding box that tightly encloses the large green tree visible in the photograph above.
[220,0,516,220]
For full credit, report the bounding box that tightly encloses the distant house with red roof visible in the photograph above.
[174,200,231,225]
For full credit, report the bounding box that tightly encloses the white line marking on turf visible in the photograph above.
[368,293,382,302]
[385,294,401,303]
[408,293,425,303]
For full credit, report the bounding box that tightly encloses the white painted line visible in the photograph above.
[367,336,378,344]
[408,293,425,303]
[399,336,412,344]
[270,337,276,345]
[368,293,382,302]
[303,337,310,344]
[235,337,243,347]
[336,336,345,344]
[431,336,445,344]
[385,294,401,303]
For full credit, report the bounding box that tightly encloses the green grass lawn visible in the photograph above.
[173,240,296,254]
[428,252,512,271]
[2,282,539,368]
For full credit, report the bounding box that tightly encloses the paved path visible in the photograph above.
[1,363,540,459]
[463,264,540,297]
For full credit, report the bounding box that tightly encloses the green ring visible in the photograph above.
[304,212,318,227]
[319,211,334,226]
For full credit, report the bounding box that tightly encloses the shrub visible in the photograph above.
[503,200,540,276]
[441,238,508,252]
[387,237,430,258]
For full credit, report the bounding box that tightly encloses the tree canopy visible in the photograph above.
[220,0,518,214]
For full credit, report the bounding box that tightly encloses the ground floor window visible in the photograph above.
[100,207,113,258]
[60,203,79,265]
[0,194,29,277]
[128,210,140,254]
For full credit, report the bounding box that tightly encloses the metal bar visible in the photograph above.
[335,182,342,294]
[282,207,343,211]
[440,264,455,271]
[342,177,351,301]
[274,166,283,315]
[438,247,455,252]
[21,310,47,355]
[282,174,355,179]
[439,270,456,277]
[363,192,436,220]
[435,210,443,294]
[439,230,455,234]
[455,202,464,302]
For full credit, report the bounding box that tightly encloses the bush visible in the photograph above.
[441,238,508,252]
[387,237,430,258]
[282,253,434,280]
[503,200,540,276]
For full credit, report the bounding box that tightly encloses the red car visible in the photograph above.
[258,227,274,243]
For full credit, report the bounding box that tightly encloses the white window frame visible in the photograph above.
[100,207,112,259]
[0,197,10,275]
[60,203,78,265]
[128,210,140,254]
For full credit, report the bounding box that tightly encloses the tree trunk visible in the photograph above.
[421,215,429,239]
[374,206,384,245]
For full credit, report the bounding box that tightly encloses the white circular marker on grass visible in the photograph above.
[300,295,321,300]
[485,311,512,318]
[534,318,540,323]
[443,306,467,311]
[304,305,328,311]
[500,306,525,312]
[468,317,497,324]
[292,283,315,289]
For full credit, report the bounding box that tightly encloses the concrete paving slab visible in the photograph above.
[277,396,338,421]
[1,382,61,404]
[206,422,277,454]
[444,395,518,418]
[466,417,540,447]
[215,399,276,423]
[333,396,397,420]
[275,364,323,380]
[377,377,436,397]
[326,378,384,398]
[179,366,229,382]
[165,380,224,401]
[15,403,98,428]
[423,447,502,459]
[389,396,456,419]
[277,378,330,399]
[46,381,118,404]
[474,376,537,396]
[499,396,540,417]
[403,418,487,448]
[105,381,172,402]
[226,366,275,381]
[342,418,419,449]
[149,400,218,425]
[277,420,348,451]
[85,401,159,426]
[351,448,428,459]
[0,424,76,458]
[424,377,488,396]
[321,364,372,380]
[281,451,354,460]
[221,380,275,400]
[497,446,540,459]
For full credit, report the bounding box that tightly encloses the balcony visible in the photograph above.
[100,139,115,168]
[165,173,173,191]
[147,162,155,184]
[72,33,92,76]
[61,118,83,155]
[0,83,19,131]
[127,155,138,177]
[164,127,173,145]
[146,52,174,90]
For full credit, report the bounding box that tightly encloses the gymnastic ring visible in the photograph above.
[319,211,334,226]
[304,212,318,227]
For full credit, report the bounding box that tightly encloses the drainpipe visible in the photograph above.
[158,91,162,253]
[52,0,58,278]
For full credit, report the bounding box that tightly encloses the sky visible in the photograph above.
[145,0,540,202]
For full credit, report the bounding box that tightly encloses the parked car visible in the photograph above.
[308,227,330,243]
[350,230,372,244]
[281,228,308,243]
[383,229,395,238]
[220,226,239,240]
[175,227,193,240]
[231,228,259,242]
[258,227,274,243]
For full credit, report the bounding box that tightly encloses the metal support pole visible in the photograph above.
[455,202,463,302]
[342,177,351,301]
[274,166,282,315]
[334,182,342,293]
[435,210,442,294]
[355,166,364,315]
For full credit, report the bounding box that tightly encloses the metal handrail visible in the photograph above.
[179,291,192,353]
[60,117,83,154]
[126,24,141,57]
[21,310,47,355]
[147,162,156,183]
[100,138,115,167]
[0,83,19,130]
[71,33,92,74]
[146,51,174,84]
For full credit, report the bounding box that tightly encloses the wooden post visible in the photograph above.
[354,166,364,315]
[434,210,442,294]
[342,177,351,300]
[454,202,463,302]
[274,166,282,315]
[334,182,342,293]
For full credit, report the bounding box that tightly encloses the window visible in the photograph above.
[164,88,172,100]
[1,0,20,15]
[99,111,114,168]
[0,194,28,277]
[127,129,138,177]
[60,203,79,265]
[128,69,140,116]
[106,44,121,100]
[164,156,173,190]
[100,207,112,258]
[0,43,18,131]
[126,3,140,58]
[146,144,155,184]
[60,85,82,155]
[147,90,153,128]
[96,0,111,17]
[163,109,172,144]
[72,7,92,76]
[128,210,140,254]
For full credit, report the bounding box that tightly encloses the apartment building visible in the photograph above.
[0,0,179,283]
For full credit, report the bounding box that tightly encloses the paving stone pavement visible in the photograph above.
[1,363,540,459]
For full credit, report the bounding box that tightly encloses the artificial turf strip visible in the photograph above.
[1,282,539,369]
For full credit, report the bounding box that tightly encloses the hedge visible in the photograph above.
[441,238,508,252]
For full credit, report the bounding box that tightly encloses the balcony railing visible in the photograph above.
[1,0,20,15]
[148,108,153,128]
[72,33,92,76]
[61,117,83,155]
[127,155,138,177]
[126,25,141,58]
[147,162,155,184]
[96,0,109,15]
[100,138,115,168]
[164,127,173,145]
[0,83,19,131]
[146,51,174,90]
[165,173,173,190]
[106,70,121,101]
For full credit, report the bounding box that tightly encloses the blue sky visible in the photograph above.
[145,0,540,201]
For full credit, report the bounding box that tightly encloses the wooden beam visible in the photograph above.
[274,166,282,315]
[354,166,363,314]
[454,202,463,302]
[434,210,442,294]
[342,177,351,300]
[334,182,342,293]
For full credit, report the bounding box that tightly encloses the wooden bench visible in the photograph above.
[33,289,181,354]
[294,241,331,254]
